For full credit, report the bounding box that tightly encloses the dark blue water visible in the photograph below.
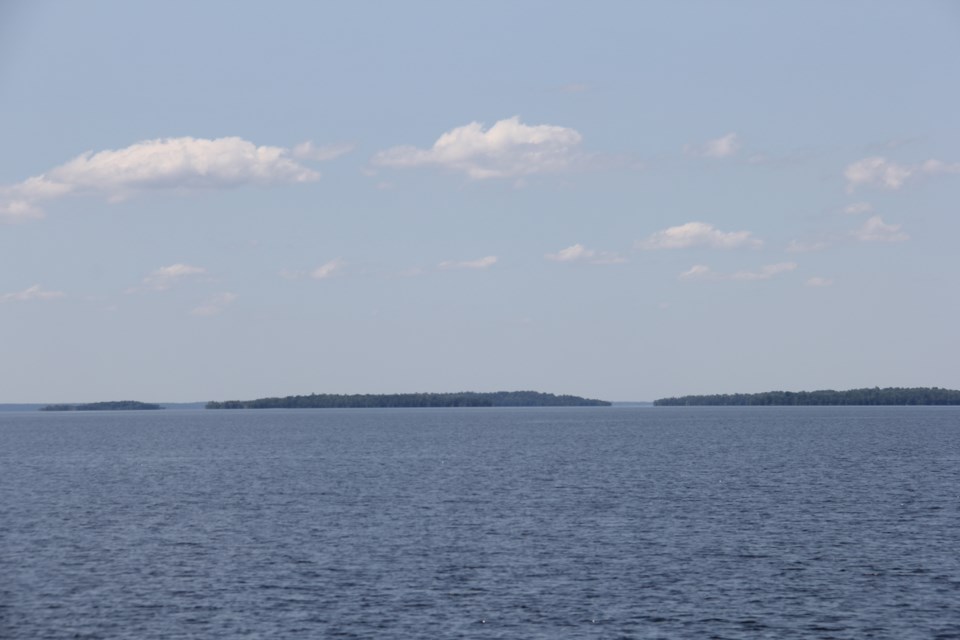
[2,407,959,639]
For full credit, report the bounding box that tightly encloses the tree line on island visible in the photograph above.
[40,401,164,411]
[206,391,611,409]
[653,387,960,406]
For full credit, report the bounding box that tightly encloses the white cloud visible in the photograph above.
[311,258,346,280]
[852,216,908,243]
[546,243,593,262]
[372,116,584,179]
[806,277,834,287]
[842,202,873,215]
[730,262,797,281]
[0,284,66,303]
[921,159,960,175]
[789,214,908,250]
[545,243,626,264]
[191,292,237,316]
[685,133,740,158]
[679,262,797,281]
[679,264,714,280]
[0,136,334,220]
[638,222,762,250]
[845,156,960,191]
[0,199,45,222]
[0,176,72,222]
[438,255,498,270]
[153,264,206,278]
[280,259,347,280]
[133,263,207,292]
[844,157,912,191]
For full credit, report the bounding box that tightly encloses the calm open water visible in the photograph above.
[1,406,958,639]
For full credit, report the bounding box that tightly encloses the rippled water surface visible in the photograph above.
[2,407,959,638]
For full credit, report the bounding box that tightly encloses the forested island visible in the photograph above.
[654,387,960,406]
[40,401,164,411]
[206,391,611,409]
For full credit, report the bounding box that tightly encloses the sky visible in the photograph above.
[1,1,959,403]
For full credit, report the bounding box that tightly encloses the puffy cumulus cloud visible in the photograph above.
[685,133,740,158]
[0,136,333,221]
[132,263,207,292]
[372,116,583,180]
[0,284,66,303]
[638,222,762,250]
[680,262,797,281]
[845,156,960,191]
[545,243,625,264]
[191,292,238,317]
[805,277,834,287]
[852,216,908,243]
[438,255,498,270]
[311,258,346,280]
[0,176,73,222]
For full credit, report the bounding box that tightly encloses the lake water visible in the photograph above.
[1,407,958,639]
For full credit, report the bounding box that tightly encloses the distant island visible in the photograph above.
[654,387,960,406]
[206,391,611,409]
[40,401,164,411]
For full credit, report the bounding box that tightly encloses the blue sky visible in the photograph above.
[2,1,958,402]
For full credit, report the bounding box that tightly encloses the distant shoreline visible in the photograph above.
[39,401,164,412]
[654,387,960,406]
[206,391,611,409]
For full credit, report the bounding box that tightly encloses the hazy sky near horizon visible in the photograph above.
[2,1,959,402]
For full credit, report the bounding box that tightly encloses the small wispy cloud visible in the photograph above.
[0,136,344,222]
[731,262,798,281]
[311,258,346,280]
[396,266,427,278]
[786,238,831,253]
[685,133,740,159]
[844,157,912,191]
[679,264,714,280]
[805,277,834,287]
[0,284,65,303]
[438,255,498,270]
[191,292,237,316]
[372,116,584,180]
[852,216,908,243]
[130,264,207,293]
[844,156,960,192]
[638,222,762,250]
[920,159,960,176]
[291,141,356,162]
[680,262,797,281]
[279,259,347,281]
[545,243,626,264]
[842,202,873,215]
